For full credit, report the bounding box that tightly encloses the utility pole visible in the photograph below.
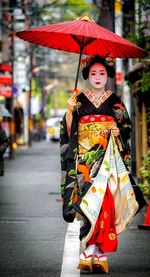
[98,0,115,93]
[28,48,33,146]
[22,0,33,147]
[1,3,15,159]
[9,8,15,159]
[98,0,115,31]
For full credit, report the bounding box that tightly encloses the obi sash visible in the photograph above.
[78,114,116,157]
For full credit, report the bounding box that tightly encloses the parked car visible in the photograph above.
[46,117,62,141]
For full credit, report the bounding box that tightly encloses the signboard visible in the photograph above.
[116,72,123,85]
[0,64,12,72]
[115,0,122,13]
[31,96,40,115]
[0,75,12,85]
[0,87,12,97]
[12,86,17,94]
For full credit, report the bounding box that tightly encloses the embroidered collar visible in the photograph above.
[83,90,113,108]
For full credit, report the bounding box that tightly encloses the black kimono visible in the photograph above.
[60,90,146,250]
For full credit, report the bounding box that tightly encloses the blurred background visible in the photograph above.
[0,0,149,192]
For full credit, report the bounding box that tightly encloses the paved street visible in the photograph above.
[0,141,150,277]
[0,141,67,277]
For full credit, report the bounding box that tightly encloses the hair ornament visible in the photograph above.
[80,56,92,67]
[81,55,115,68]
[105,55,115,67]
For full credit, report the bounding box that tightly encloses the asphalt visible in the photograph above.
[0,140,150,277]
[0,141,67,277]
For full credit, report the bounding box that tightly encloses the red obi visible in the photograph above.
[79,114,115,124]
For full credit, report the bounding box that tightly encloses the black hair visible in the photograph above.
[82,55,115,80]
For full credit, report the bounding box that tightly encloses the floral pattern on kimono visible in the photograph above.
[60,91,146,245]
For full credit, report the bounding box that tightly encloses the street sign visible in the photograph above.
[0,64,12,72]
[0,75,12,85]
[116,72,123,85]
[12,86,17,94]
[0,87,12,97]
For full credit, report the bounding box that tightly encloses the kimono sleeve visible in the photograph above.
[113,100,131,169]
[60,111,78,197]
[60,111,79,222]
[60,114,69,198]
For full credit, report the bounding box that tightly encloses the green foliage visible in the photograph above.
[35,113,41,121]
[127,32,143,48]
[139,150,150,198]
[31,78,42,98]
[56,90,69,108]
[60,0,91,21]
[126,0,149,52]
[137,0,150,12]
[146,108,150,124]
[126,25,149,53]
[44,89,68,118]
[126,2,150,96]
[141,71,150,93]
[42,0,93,23]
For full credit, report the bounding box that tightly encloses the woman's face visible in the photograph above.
[88,63,108,90]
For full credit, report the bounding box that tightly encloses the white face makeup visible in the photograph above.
[88,63,108,90]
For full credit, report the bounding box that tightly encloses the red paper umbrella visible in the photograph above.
[16,16,148,90]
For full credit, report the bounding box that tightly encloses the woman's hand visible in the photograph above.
[111,126,120,137]
[66,94,77,137]
[67,95,77,112]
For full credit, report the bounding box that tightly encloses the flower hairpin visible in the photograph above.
[105,55,115,67]
[80,56,92,67]
[80,55,115,68]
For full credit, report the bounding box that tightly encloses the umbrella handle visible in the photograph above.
[74,46,83,93]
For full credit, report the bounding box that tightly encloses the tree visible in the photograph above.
[32,0,93,25]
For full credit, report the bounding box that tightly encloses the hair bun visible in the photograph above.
[82,55,115,79]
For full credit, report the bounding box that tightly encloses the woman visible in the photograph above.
[60,55,146,273]
[0,116,9,176]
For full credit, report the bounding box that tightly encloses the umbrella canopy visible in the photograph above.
[0,104,12,117]
[16,16,147,58]
[16,16,148,89]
